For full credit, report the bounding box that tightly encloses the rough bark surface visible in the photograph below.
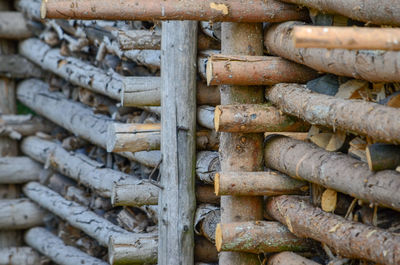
[0,198,45,229]
[0,247,42,265]
[25,227,108,265]
[194,204,220,243]
[111,183,159,206]
[266,83,400,144]
[0,12,31,39]
[266,195,400,265]
[197,105,215,130]
[0,114,53,140]
[0,55,44,78]
[0,156,41,183]
[42,0,307,22]
[265,21,400,82]
[268,252,320,265]
[264,136,400,211]
[196,151,220,185]
[15,0,41,20]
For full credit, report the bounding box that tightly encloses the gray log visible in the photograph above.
[0,156,41,184]
[0,55,44,79]
[0,247,42,265]
[117,29,161,50]
[0,199,45,229]
[0,12,31,39]
[14,0,41,20]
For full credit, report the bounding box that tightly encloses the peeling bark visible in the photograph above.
[0,199,45,229]
[0,156,41,184]
[111,183,159,206]
[196,151,220,185]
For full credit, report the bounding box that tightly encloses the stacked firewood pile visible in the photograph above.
[0,0,400,264]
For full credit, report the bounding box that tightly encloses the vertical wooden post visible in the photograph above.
[0,0,22,247]
[158,21,198,265]
[219,23,264,264]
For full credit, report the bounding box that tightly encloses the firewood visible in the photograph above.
[215,221,311,253]
[21,136,156,199]
[215,104,309,133]
[196,130,219,151]
[264,132,308,141]
[194,236,218,263]
[265,21,400,82]
[280,0,400,26]
[117,29,161,50]
[17,79,160,167]
[206,54,317,86]
[268,252,320,265]
[264,135,400,211]
[266,83,400,144]
[366,143,400,171]
[0,247,43,265]
[198,31,221,51]
[197,105,215,130]
[111,183,159,206]
[194,204,220,243]
[214,171,307,196]
[266,195,400,264]
[0,114,53,140]
[41,0,307,22]
[197,82,220,106]
[0,199,45,229]
[0,11,31,40]
[294,26,400,51]
[14,0,41,20]
[0,156,41,183]
[25,227,108,265]
[195,185,220,205]
[196,151,220,185]
[0,55,44,78]
[307,126,347,152]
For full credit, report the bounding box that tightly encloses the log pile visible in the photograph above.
[0,0,399,264]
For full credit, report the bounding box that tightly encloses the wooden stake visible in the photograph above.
[0,247,42,265]
[0,156,41,184]
[268,252,320,265]
[366,143,400,171]
[294,26,400,51]
[0,199,45,229]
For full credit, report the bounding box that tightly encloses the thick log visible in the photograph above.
[0,114,53,140]
[0,199,45,229]
[16,79,159,167]
[158,20,197,265]
[0,156,41,184]
[264,132,308,141]
[111,183,159,206]
[21,136,155,199]
[266,195,400,264]
[215,171,307,196]
[107,123,160,152]
[215,221,310,253]
[194,204,220,243]
[197,105,215,130]
[0,55,44,79]
[206,54,317,86]
[265,21,400,83]
[215,104,309,133]
[0,12,31,40]
[268,252,320,265]
[197,82,220,106]
[0,247,42,265]
[366,143,400,171]
[42,0,307,22]
[294,26,400,51]
[23,182,128,246]
[280,0,400,26]
[266,83,400,144]
[25,227,107,265]
[264,135,400,211]
[196,185,220,205]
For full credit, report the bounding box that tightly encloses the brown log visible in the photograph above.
[0,55,44,79]
[265,21,400,82]
[196,151,220,185]
[264,135,400,211]
[216,221,311,254]
[196,185,220,205]
[266,83,400,144]
[42,0,307,22]
[280,0,400,26]
[215,104,309,133]
[0,11,31,40]
[268,252,320,265]
[266,195,400,264]
[0,114,53,140]
[206,54,318,86]
[198,31,221,51]
[0,156,41,184]
[366,143,400,171]
[215,171,308,196]
[194,236,218,263]
[14,0,41,20]
[294,26,400,51]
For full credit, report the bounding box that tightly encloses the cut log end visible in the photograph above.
[214,172,220,196]
[214,106,221,132]
[206,59,213,86]
[366,146,374,171]
[215,223,222,252]
[40,0,46,19]
[106,124,117,153]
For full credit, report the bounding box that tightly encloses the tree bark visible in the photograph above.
[158,20,197,265]
[215,221,310,253]
[215,171,307,196]
[111,183,159,206]
[265,21,400,82]
[218,22,264,265]
[0,199,45,229]
[0,12,31,40]
[25,227,108,265]
[293,25,400,51]
[215,104,309,133]
[280,0,400,26]
[268,252,320,265]
[0,247,42,265]
[0,55,44,79]
[366,143,400,171]
[0,114,53,140]
[0,156,41,184]
[266,195,400,265]
[196,185,220,205]
[196,151,220,185]
[206,54,317,86]
[14,0,41,20]
[266,83,400,144]
[42,0,307,22]
[264,135,400,211]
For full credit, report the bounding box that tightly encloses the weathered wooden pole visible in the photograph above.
[218,22,264,264]
[158,21,197,265]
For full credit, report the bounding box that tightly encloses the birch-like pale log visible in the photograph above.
[21,136,157,199]
[196,151,220,184]
[0,156,41,184]
[194,204,220,244]
[0,114,53,140]
[197,105,215,130]
[0,55,44,79]
[25,227,108,265]
[111,183,159,206]
[17,79,160,167]
[14,0,41,20]
[0,12,31,39]
[0,247,42,265]
[0,199,45,229]
[23,182,128,246]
